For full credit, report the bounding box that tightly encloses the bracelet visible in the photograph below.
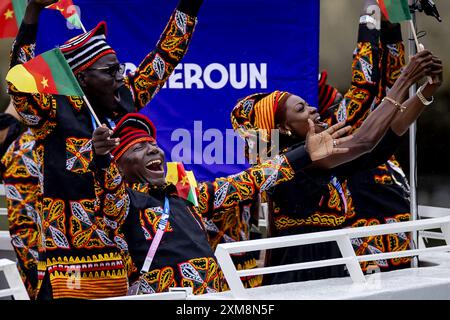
[382,96,406,112]
[416,84,434,106]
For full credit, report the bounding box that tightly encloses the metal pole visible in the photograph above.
[408,0,418,268]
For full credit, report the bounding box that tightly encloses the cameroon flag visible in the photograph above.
[6,48,84,97]
[166,162,199,207]
[47,0,82,29]
[0,0,26,39]
[378,0,411,23]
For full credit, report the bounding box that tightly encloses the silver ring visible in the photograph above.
[333,139,337,147]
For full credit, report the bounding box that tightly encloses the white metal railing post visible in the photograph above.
[214,246,248,299]
[0,259,29,300]
[440,222,450,245]
[335,235,366,283]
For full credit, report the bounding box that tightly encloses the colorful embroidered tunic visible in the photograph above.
[7,5,198,299]
[1,129,40,299]
[93,148,311,294]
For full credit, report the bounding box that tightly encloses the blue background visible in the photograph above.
[36,0,320,181]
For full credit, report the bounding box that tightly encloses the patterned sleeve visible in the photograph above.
[329,24,383,130]
[91,156,130,230]
[8,23,57,139]
[1,132,40,299]
[197,147,311,219]
[378,22,406,102]
[125,9,197,110]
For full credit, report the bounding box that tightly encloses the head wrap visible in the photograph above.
[230,90,289,163]
[60,21,116,74]
[111,113,157,161]
[318,70,340,115]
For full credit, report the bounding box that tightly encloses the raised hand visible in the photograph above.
[92,125,120,156]
[420,55,443,98]
[388,49,436,103]
[24,0,59,24]
[30,0,59,7]
[305,120,353,161]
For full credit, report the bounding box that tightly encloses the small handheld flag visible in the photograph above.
[6,48,102,126]
[166,162,199,207]
[46,0,85,31]
[378,0,411,23]
[0,0,26,39]
[6,48,84,96]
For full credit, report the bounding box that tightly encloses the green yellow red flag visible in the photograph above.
[0,0,26,39]
[377,0,411,23]
[47,0,82,29]
[166,162,199,206]
[6,48,84,96]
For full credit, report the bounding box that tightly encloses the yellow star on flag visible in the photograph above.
[180,175,189,186]
[4,9,14,20]
[41,77,49,88]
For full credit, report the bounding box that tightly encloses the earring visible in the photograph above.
[286,130,292,137]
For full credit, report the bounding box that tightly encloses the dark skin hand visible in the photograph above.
[92,121,354,161]
[23,0,58,24]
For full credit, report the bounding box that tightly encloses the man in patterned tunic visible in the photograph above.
[0,103,40,299]
[90,112,352,294]
[7,0,203,299]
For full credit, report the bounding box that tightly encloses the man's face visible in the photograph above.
[117,141,166,186]
[77,54,125,118]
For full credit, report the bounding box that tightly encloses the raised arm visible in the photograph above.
[316,49,436,169]
[7,0,59,137]
[90,125,129,229]
[327,0,383,128]
[197,121,353,218]
[126,0,203,110]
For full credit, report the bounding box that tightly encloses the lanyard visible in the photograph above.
[141,197,170,273]
[330,176,347,214]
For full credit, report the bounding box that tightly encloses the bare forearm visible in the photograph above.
[23,2,43,25]
[390,95,425,136]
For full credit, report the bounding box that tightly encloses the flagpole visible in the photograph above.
[408,0,419,269]
[82,95,102,127]
[79,21,87,33]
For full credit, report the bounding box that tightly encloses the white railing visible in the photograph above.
[0,205,12,252]
[214,216,450,299]
[100,287,192,300]
[0,259,29,300]
[418,205,450,246]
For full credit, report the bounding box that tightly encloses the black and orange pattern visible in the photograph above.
[93,154,297,294]
[7,7,197,299]
[1,130,41,299]
[328,23,411,272]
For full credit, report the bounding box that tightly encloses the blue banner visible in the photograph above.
[36,0,320,181]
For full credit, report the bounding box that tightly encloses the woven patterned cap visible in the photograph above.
[60,21,116,74]
[111,113,157,161]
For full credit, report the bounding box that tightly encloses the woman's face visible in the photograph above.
[281,94,326,140]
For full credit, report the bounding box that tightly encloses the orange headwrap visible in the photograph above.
[230,90,289,163]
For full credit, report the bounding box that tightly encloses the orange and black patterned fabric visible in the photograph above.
[261,23,408,285]
[7,4,198,299]
[1,129,40,299]
[92,145,311,294]
[322,22,410,273]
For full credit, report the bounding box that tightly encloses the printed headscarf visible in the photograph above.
[230,90,289,163]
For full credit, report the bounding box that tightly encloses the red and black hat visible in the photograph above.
[111,113,157,161]
[60,21,116,74]
[318,70,340,115]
